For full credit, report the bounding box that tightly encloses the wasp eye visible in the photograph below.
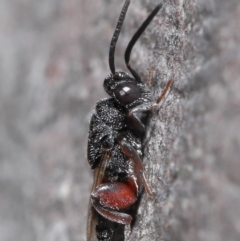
[114,82,141,105]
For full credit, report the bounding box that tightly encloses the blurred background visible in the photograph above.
[0,0,110,240]
[1,0,240,241]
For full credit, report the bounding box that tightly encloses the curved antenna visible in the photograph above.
[109,0,131,76]
[125,3,162,82]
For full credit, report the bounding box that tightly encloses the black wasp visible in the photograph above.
[86,0,173,240]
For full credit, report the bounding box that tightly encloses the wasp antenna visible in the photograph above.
[109,0,131,76]
[125,3,162,82]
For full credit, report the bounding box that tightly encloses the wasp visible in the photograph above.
[86,0,173,240]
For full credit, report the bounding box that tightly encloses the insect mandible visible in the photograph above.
[86,0,173,240]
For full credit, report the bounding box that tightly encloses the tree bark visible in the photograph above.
[0,0,240,241]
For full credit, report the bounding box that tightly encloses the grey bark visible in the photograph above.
[0,0,240,241]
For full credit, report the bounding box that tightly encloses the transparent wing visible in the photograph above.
[86,150,110,241]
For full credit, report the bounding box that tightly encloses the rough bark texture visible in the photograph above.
[0,0,240,241]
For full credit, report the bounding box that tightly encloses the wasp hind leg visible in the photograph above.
[119,138,153,196]
[92,200,132,225]
[91,181,137,225]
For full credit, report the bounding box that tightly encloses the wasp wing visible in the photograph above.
[86,150,110,241]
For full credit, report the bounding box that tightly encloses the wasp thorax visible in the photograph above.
[114,82,141,105]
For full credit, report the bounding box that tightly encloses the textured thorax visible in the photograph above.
[88,98,128,168]
[95,98,127,130]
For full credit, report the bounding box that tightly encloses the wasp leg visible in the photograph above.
[119,138,153,196]
[155,79,174,105]
[91,182,137,225]
[128,79,174,133]
[92,201,132,225]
